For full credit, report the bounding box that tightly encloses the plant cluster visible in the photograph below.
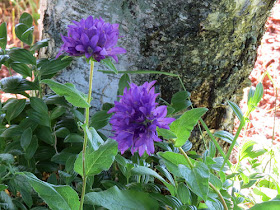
[0,13,279,210]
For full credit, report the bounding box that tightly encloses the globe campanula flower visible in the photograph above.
[56,16,126,62]
[108,81,175,156]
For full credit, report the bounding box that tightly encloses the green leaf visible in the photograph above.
[55,127,70,138]
[50,106,66,120]
[9,48,36,65]
[249,201,280,210]
[41,79,90,108]
[15,23,33,45]
[0,76,39,94]
[0,153,14,164]
[35,126,54,145]
[0,191,16,210]
[85,186,159,210]
[157,151,191,177]
[131,166,166,183]
[0,125,23,138]
[177,183,191,205]
[0,184,8,191]
[19,13,33,28]
[157,128,177,140]
[64,133,83,143]
[209,174,223,190]
[117,73,130,95]
[11,62,32,78]
[39,57,73,76]
[248,82,264,113]
[0,54,9,66]
[19,172,80,210]
[206,198,223,210]
[90,110,111,130]
[179,162,210,200]
[100,58,118,74]
[20,128,32,151]
[171,91,191,113]
[170,108,208,147]
[27,109,50,127]
[240,141,267,160]
[227,100,245,125]
[24,135,38,160]
[0,22,7,50]
[74,138,118,176]
[30,39,49,51]
[2,98,26,123]
[213,130,236,145]
[131,165,176,196]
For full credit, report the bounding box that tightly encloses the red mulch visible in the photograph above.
[0,0,39,102]
[231,1,280,163]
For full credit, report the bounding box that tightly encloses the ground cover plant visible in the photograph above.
[0,13,279,210]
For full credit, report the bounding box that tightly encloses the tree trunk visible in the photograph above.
[40,0,276,151]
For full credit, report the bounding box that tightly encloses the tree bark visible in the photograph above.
[40,0,276,151]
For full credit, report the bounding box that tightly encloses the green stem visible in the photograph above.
[209,182,228,210]
[179,147,194,168]
[221,121,243,170]
[178,145,228,210]
[200,119,232,168]
[79,60,94,210]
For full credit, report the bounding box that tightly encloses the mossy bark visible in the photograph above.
[40,0,276,151]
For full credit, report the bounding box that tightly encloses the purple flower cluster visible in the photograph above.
[108,81,175,156]
[56,16,126,62]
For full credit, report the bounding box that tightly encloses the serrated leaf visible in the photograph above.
[170,108,208,147]
[85,186,159,210]
[19,172,79,210]
[41,79,90,108]
[74,138,118,176]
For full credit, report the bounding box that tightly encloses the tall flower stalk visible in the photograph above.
[79,59,94,210]
[56,16,126,210]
